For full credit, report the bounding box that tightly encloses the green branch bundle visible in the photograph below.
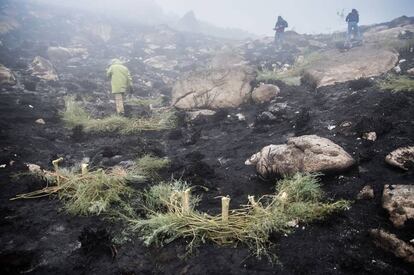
[124,174,350,260]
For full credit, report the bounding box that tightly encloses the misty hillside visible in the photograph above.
[0,0,414,274]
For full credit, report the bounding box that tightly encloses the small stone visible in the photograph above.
[394,65,402,74]
[327,125,336,131]
[35,118,46,125]
[407,68,414,76]
[236,113,246,121]
[27,163,41,173]
[362,132,377,141]
[357,185,374,200]
[341,121,352,127]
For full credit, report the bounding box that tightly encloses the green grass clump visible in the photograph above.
[62,97,177,134]
[61,97,90,128]
[132,155,170,180]
[257,52,322,86]
[123,173,350,261]
[379,76,414,92]
[13,165,136,216]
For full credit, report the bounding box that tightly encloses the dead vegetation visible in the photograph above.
[62,97,177,134]
[122,173,350,260]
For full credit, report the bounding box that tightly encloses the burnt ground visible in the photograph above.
[1,2,414,274]
[1,68,414,274]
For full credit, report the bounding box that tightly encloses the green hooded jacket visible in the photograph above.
[106,59,132,94]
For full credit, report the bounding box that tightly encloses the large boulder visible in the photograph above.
[245,135,355,177]
[370,229,414,264]
[252,84,280,104]
[29,56,58,81]
[172,52,255,109]
[47,47,88,62]
[0,64,16,85]
[382,184,414,228]
[303,46,398,87]
[144,56,178,71]
[385,146,414,170]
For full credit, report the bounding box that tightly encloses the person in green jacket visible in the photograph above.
[106,59,132,114]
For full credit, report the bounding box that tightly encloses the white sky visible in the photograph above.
[155,0,414,35]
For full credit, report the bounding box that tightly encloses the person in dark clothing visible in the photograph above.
[274,16,288,47]
[346,9,361,40]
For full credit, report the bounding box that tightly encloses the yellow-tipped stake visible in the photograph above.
[221,196,230,222]
[52,158,63,171]
[81,163,89,175]
[52,158,63,186]
[182,188,191,214]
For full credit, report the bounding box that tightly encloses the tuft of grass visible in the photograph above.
[122,173,350,261]
[12,165,136,216]
[140,179,201,213]
[257,52,322,86]
[62,97,177,134]
[132,155,171,180]
[379,76,414,92]
[61,96,90,128]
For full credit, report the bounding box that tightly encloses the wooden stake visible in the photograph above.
[52,158,63,172]
[182,188,191,214]
[81,163,89,175]
[51,158,63,186]
[221,196,230,222]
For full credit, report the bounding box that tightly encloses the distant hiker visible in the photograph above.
[274,16,288,47]
[346,9,361,41]
[106,59,132,115]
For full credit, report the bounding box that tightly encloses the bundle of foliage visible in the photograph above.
[123,174,350,260]
[132,154,171,180]
[62,97,177,134]
[13,164,136,216]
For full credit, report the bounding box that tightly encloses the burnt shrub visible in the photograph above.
[348,78,372,91]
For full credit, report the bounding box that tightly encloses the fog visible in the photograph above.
[31,0,414,36]
[156,0,414,35]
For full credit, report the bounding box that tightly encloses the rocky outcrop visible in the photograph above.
[370,229,414,264]
[304,46,398,87]
[47,47,88,62]
[85,23,112,42]
[29,56,58,81]
[144,56,178,71]
[385,146,414,170]
[245,135,355,177]
[382,184,414,228]
[0,64,16,85]
[0,16,19,34]
[172,53,254,109]
[251,84,280,104]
